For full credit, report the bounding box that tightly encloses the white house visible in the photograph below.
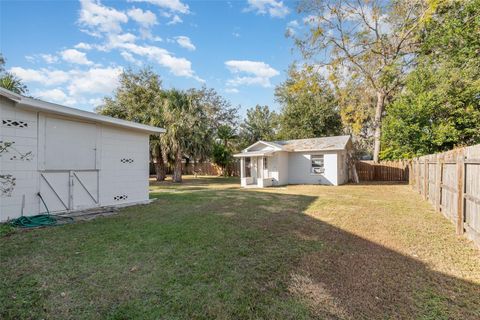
[0,87,165,222]
[234,135,352,188]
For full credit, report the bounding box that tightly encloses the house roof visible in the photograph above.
[0,87,165,134]
[272,135,351,152]
[235,135,351,157]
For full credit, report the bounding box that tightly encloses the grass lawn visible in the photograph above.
[1,176,480,319]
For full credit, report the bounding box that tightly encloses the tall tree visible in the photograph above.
[97,67,167,181]
[161,89,201,183]
[217,124,237,148]
[294,0,427,161]
[0,54,28,95]
[239,105,279,146]
[275,64,342,139]
[380,0,480,159]
[186,87,239,169]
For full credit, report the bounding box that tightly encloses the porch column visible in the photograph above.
[259,156,264,179]
[240,157,245,178]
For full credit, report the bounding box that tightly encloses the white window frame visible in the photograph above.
[311,155,325,175]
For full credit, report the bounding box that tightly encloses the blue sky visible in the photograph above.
[0,0,306,117]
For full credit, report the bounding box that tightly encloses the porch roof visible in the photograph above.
[233,150,275,158]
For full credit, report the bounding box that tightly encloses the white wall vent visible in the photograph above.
[2,119,28,128]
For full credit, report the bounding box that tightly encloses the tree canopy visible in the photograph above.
[293,0,427,161]
[0,54,28,95]
[239,105,279,147]
[380,0,480,159]
[275,65,342,140]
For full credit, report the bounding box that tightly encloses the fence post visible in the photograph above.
[416,159,421,193]
[436,156,444,213]
[423,159,428,200]
[456,151,465,235]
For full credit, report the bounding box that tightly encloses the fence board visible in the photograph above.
[356,160,408,182]
[411,144,480,248]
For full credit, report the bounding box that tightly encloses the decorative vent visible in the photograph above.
[113,194,128,201]
[2,120,28,128]
[120,158,134,163]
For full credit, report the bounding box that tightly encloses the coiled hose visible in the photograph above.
[9,193,73,228]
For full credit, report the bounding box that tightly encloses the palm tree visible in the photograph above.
[0,54,28,95]
[217,124,237,148]
[161,89,195,182]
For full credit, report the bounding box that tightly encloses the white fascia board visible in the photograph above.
[0,87,165,134]
[244,140,283,152]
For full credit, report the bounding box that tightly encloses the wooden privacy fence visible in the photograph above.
[150,161,240,176]
[410,144,480,247]
[356,160,409,181]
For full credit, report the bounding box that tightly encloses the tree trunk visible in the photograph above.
[193,158,197,177]
[154,145,166,181]
[173,149,183,183]
[373,91,386,163]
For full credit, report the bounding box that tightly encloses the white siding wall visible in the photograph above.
[337,150,349,185]
[99,126,149,206]
[1,99,151,222]
[269,151,289,186]
[1,97,40,220]
[287,152,339,185]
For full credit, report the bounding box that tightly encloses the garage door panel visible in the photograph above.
[45,117,97,170]
[39,172,70,213]
[73,171,99,210]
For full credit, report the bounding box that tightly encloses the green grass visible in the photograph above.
[1,176,479,319]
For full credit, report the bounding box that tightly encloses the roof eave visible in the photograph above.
[243,140,284,152]
[0,88,165,134]
[291,148,347,152]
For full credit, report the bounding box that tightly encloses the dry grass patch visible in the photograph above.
[1,177,479,319]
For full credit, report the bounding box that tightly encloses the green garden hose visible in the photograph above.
[9,192,73,228]
[10,214,59,228]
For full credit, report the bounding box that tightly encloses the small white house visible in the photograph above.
[234,135,352,188]
[0,88,165,222]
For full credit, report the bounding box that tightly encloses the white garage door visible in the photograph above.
[39,171,99,213]
[45,117,97,170]
[39,116,99,213]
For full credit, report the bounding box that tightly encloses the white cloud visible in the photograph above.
[24,54,59,64]
[286,19,300,35]
[166,14,183,25]
[117,42,203,81]
[10,67,70,86]
[40,54,59,64]
[225,60,279,88]
[131,0,189,14]
[127,7,157,28]
[102,33,137,50]
[175,36,195,51]
[10,66,122,97]
[88,97,104,107]
[67,67,122,96]
[78,0,128,36]
[34,88,77,105]
[60,49,93,65]
[245,0,289,18]
[120,51,142,66]
[225,88,239,93]
[74,42,93,50]
[11,66,123,108]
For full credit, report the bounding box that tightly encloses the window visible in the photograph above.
[311,155,324,174]
[263,157,268,170]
